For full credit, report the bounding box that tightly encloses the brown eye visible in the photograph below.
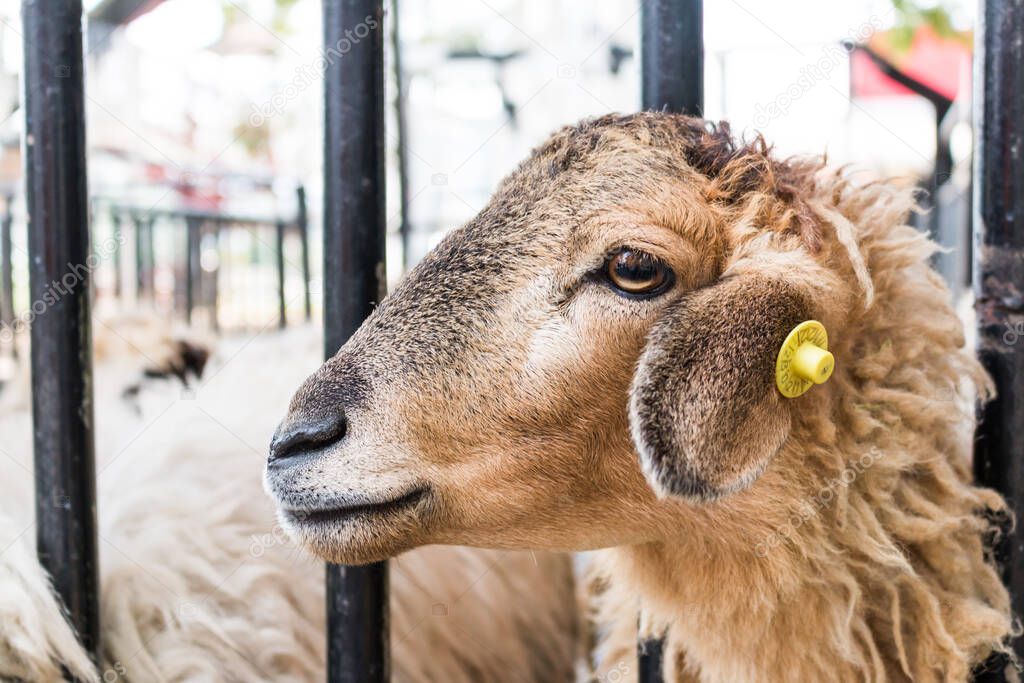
[604,249,674,296]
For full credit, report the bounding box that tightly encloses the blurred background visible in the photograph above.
[0,0,976,364]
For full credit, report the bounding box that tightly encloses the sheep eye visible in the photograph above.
[604,249,674,296]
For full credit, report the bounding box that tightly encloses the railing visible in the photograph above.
[23,0,101,671]
[95,191,313,330]
[972,0,1024,680]
[323,1,389,681]
[637,2,702,681]
[0,194,14,335]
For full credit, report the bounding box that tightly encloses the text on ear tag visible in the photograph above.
[775,320,834,398]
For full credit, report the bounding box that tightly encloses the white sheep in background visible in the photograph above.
[0,317,578,682]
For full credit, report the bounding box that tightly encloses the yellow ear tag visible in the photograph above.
[775,320,834,398]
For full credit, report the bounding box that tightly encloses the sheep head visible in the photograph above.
[264,112,857,564]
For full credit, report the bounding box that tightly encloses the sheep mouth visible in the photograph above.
[283,487,429,527]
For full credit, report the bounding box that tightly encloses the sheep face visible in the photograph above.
[266,113,830,564]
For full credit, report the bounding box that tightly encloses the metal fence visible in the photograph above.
[972,1,1024,680]
[94,193,313,330]
[17,0,1024,681]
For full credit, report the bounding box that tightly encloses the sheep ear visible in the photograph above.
[629,273,811,501]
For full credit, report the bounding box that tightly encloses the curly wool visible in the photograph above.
[582,120,1014,682]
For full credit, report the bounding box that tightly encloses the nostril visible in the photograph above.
[269,413,347,462]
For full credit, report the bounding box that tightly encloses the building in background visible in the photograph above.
[0,0,976,329]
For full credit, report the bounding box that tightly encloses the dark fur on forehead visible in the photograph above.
[523,113,823,250]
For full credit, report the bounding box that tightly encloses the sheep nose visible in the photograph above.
[269,413,347,463]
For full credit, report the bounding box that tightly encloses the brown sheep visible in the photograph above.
[265,112,1014,682]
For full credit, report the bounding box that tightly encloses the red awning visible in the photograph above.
[851,25,970,101]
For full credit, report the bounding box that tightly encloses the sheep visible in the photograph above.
[0,317,578,682]
[266,112,1014,683]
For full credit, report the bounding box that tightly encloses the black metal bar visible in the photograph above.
[973,0,1024,679]
[1,194,14,328]
[209,222,220,333]
[637,3,703,680]
[95,202,281,227]
[638,635,665,683]
[323,1,388,681]
[144,215,155,297]
[185,216,201,325]
[930,107,960,289]
[22,0,100,667]
[641,0,703,114]
[391,0,411,270]
[132,212,144,299]
[111,210,122,298]
[296,185,312,321]
[275,219,287,329]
